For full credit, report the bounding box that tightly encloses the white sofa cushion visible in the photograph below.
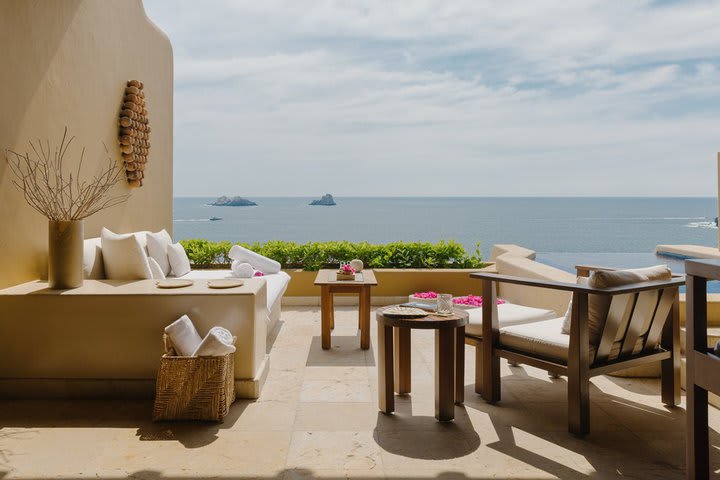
[181,270,290,312]
[100,228,153,280]
[167,243,191,277]
[146,230,173,276]
[264,271,291,312]
[465,303,556,337]
[148,257,166,280]
[501,317,645,364]
[164,314,203,357]
[586,265,671,345]
[228,245,281,274]
[83,237,105,279]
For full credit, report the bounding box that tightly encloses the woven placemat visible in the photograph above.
[383,306,429,318]
[208,279,244,289]
[156,279,194,289]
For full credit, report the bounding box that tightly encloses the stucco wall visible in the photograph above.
[0,0,173,288]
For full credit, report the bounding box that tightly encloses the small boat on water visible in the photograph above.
[209,216,223,221]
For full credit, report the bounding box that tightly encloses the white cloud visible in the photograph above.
[144,0,720,196]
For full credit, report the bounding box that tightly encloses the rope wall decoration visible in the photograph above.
[118,80,151,188]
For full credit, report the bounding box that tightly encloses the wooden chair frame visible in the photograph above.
[469,265,684,436]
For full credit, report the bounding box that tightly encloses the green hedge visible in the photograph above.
[179,239,486,271]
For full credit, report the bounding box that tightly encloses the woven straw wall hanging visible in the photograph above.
[118,80,151,188]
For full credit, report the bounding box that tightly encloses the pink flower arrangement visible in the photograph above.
[413,291,438,299]
[452,295,506,307]
[339,264,356,274]
[253,271,265,277]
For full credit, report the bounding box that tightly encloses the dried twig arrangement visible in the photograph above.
[119,79,151,188]
[5,127,129,221]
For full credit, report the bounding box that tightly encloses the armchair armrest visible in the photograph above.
[470,272,686,296]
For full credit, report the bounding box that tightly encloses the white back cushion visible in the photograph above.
[167,243,191,277]
[83,237,105,279]
[148,257,166,280]
[147,229,173,276]
[100,228,153,280]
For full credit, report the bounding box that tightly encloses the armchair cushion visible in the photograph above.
[465,303,556,337]
[586,265,671,345]
[501,318,645,364]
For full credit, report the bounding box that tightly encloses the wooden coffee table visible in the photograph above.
[314,269,377,350]
[376,306,469,421]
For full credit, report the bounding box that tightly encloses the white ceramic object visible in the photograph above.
[350,259,364,271]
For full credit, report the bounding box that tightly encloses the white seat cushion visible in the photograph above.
[500,317,570,363]
[264,271,290,311]
[181,269,234,280]
[500,317,646,364]
[465,303,556,337]
[180,270,291,311]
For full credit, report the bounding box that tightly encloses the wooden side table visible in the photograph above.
[314,269,377,350]
[376,307,468,422]
[686,259,720,480]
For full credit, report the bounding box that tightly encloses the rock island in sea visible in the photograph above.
[309,194,336,206]
[211,196,257,206]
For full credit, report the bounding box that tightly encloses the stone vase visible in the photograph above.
[48,219,84,289]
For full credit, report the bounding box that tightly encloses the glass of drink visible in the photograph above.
[437,294,453,315]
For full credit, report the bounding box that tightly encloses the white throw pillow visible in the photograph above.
[228,245,281,274]
[148,257,166,280]
[164,314,203,357]
[192,327,236,357]
[83,237,105,279]
[167,242,191,277]
[100,227,153,280]
[146,230,173,276]
[561,277,589,334]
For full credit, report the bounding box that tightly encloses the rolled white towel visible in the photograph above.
[228,245,281,274]
[192,326,236,357]
[231,260,255,278]
[164,314,202,357]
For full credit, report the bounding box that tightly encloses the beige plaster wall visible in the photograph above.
[0,0,173,288]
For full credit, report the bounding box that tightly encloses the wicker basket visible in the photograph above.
[152,334,236,422]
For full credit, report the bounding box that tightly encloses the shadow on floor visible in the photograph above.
[0,398,253,449]
[306,335,375,367]
[0,470,554,480]
[461,365,719,479]
[373,408,481,460]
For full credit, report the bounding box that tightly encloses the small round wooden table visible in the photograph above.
[376,307,469,422]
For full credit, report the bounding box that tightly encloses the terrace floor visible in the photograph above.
[2,306,719,479]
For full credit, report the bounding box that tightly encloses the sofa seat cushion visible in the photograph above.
[500,318,645,364]
[181,270,290,311]
[465,303,556,337]
[264,271,291,311]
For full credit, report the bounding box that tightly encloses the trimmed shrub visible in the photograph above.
[179,239,485,271]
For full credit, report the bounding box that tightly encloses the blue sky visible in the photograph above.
[144,0,720,197]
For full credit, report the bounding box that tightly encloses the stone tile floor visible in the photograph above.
[1,306,719,479]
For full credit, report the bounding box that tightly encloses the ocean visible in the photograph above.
[174,196,718,278]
